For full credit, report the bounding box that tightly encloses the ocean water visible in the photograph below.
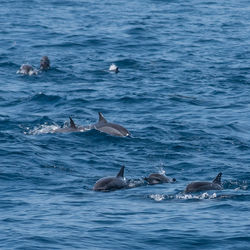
[0,0,250,249]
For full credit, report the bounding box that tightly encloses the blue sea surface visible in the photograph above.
[0,0,250,249]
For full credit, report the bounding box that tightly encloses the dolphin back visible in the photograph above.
[95,112,130,137]
[93,176,126,191]
[98,112,108,124]
[185,181,222,193]
[116,166,125,178]
[93,166,126,191]
[97,123,129,137]
[69,117,77,129]
[213,172,222,185]
[53,117,90,133]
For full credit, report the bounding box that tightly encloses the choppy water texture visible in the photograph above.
[1,0,250,249]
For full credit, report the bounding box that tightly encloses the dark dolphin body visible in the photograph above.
[93,166,127,191]
[144,173,176,185]
[40,56,50,70]
[94,112,130,137]
[185,173,222,193]
[53,117,89,133]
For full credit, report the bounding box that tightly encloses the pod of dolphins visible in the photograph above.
[17,56,50,75]
[54,112,130,137]
[93,166,223,193]
[17,57,224,195]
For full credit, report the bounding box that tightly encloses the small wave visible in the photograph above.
[126,27,146,35]
[0,61,19,68]
[0,172,25,181]
[115,58,139,67]
[34,42,85,48]
[30,92,63,103]
[119,96,154,104]
[40,164,74,173]
[169,94,202,106]
[224,180,249,191]
[234,186,248,191]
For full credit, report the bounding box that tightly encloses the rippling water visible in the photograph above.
[1,0,250,249]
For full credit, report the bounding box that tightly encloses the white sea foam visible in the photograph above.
[159,167,166,175]
[109,63,119,72]
[149,194,165,202]
[176,192,217,200]
[27,124,60,135]
[16,64,38,75]
[127,179,144,188]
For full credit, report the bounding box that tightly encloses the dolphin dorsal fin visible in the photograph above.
[98,112,108,124]
[213,172,222,185]
[69,117,76,129]
[116,166,125,178]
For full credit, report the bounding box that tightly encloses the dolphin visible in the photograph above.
[53,117,89,133]
[93,166,127,191]
[185,172,222,193]
[52,113,129,136]
[40,56,50,70]
[109,63,119,73]
[94,112,130,137]
[144,173,176,185]
[17,64,37,75]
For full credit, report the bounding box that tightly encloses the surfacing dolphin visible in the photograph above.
[40,56,50,70]
[94,112,130,137]
[53,117,89,133]
[17,56,50,75]
[109,63,119,73]
[17,64,38,75]
[93,166,127,191]
[53,113,129,136]
[185,172,222,193]
[144,173,176,185]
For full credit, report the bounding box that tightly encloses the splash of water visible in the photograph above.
[176,192,217,200]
